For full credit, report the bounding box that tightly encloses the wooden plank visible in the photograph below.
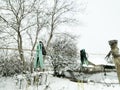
[107,40,120,83]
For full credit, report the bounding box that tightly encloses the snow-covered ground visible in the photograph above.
[0,72,120,90]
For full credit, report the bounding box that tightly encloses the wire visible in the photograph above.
[0,47,107,55]
[0,47,36,51]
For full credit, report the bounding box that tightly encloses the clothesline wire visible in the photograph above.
[0,47,107,55]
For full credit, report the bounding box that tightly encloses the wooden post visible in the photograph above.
[107,40,120,83]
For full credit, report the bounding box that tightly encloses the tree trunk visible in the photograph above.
[17,29,25,71]
[30,50,34,73]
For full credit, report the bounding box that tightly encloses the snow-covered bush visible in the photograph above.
[0,58,23,76]
[48,34,78,76]
[0,59,31,76]
[0,47,32,76]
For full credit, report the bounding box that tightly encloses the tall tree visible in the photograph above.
[46,0,75,50]
[0,0,47,71]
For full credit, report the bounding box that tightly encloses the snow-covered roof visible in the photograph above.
[88,55,115,66]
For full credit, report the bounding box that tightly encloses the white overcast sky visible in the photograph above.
[63,0,120,54]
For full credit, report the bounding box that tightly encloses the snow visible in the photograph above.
[0,77,17,90]
[0,72,120,90]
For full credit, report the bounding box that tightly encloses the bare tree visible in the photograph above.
[26,8,49,72]
[0,0,46,71]
[46,0,76,50]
